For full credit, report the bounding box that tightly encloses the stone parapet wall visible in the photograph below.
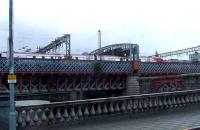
[16,89,200,129]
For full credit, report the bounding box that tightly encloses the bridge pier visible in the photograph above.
[125,76,140,95]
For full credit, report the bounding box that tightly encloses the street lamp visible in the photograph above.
[98,30,102,60]
[8,0,16,130]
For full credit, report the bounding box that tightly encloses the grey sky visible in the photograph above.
[1,0,200,56]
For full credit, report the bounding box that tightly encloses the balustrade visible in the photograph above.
[16,89,200,128]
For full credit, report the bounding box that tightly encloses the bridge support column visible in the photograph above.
[125,76,140,95]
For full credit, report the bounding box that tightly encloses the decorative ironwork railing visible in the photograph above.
[139,62,200,75]
[0,58,132,74]
[1,56,200,75]
[16,89,200,128]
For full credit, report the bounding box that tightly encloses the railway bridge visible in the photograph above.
[0,57,200,100]
[1,43,200,129]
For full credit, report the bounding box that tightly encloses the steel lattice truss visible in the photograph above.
[139,62,200,75]
[90,43,139,60]
[36,34,71,56]
[1,57,200,75]
[153,45,200,58]
[0,58,132,74]
[1,58,200,75]
[12,74,126,94]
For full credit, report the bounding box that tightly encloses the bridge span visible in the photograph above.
[1,42,200,130]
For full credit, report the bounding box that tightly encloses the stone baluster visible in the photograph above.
[63,107,70,121]
[48,108,55,123]
[70,106,76,120]
[185,95,190,104]
[97,104,102,115]
[84,105,90,117]
[109,102,114,113]
[36,109,42,125]
[194,94,198,103]
[193,94,197,103]
[127,100,133,112]
[176,96,182,107]
[189,94,194,103]
[167,97,172,108]
[114,102,120,112]
[25,110,31,126]
[17,110,22,127]
[181,96,186,106]
[90,104,96,116]
[55,108,61,120]
[143,98,148,110]
[138,99,143,111]
[41,109,48,123]
[28,109,35,126]
[158,98,163,109]
[21,110,27,127]
[153,98,158,109]
[163,97,168,108]
[17,110,24,127]
[56,108,64,122]
[148,98,153,109]
[133,99,138,111]
[16,111,18,127]
[172,96,177,108]
[77,106,83,118]
[120,101,126,112]
[103,103,108,114]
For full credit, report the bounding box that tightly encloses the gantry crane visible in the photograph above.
[36,34,71,57]
[153,45,200,58]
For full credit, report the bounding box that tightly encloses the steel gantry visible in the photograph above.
[153,45,200,58]
[36,34,71,57]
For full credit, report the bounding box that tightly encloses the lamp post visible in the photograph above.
[8,0,16,130]
[98,30,101,60]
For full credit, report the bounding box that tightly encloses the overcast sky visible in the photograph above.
[1,0,200,56]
